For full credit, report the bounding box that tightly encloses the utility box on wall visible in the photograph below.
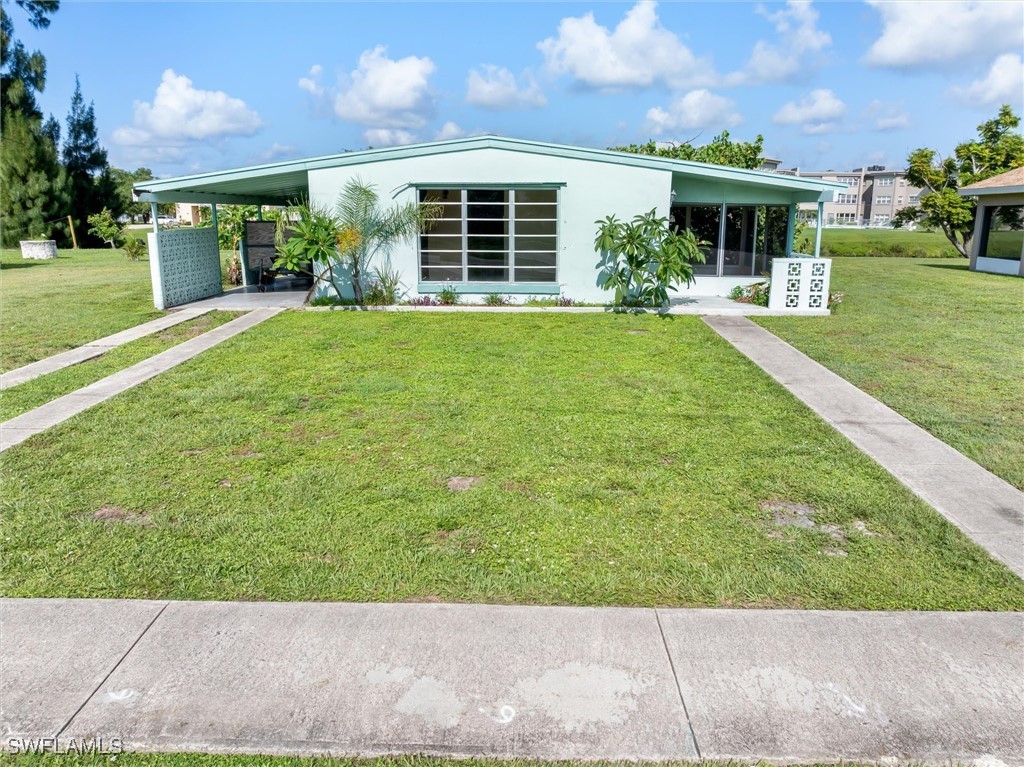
[768,257,831,312]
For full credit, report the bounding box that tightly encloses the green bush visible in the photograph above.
[437,284,460,306]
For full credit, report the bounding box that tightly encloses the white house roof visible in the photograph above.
[134,134,846,206]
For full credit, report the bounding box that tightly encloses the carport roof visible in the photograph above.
[134,134,846,206]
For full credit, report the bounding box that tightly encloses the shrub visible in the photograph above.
[408,295,439,306]
[482,292,509,306]
[224,253,243,285]
[367,265,402,305]
[121,236,147,262]
[729,281,770,307]
[595,209,705,306]
[437,284,460,306]
[556,294,575,307]
[309,295,343,307]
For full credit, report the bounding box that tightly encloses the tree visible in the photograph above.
[275,181,440,304]
[111,166,154,222]
[594,210,706,306]
[0,0,66,246]
[0,106,68,245]
[894,105,1024,257]
[86,207,119,247]
[63,74,115,245]
[610,130,765,170]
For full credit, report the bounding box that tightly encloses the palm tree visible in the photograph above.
[275,179,440,305]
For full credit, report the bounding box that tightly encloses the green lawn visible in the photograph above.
[0,312,239,422]
[2,312,1020,610]
[0,248,160,372]
[819,228,960,258]
[759,258,1024,490]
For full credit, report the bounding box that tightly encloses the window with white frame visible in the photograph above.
[909,194,920,203]
[838,176,859,186]
[897,196,904,205]
[836,193,857,204]
[836,212,857,224]
[898,179,906,186]
[418,188,558,283]
[876,195,892,204]
[876,177,894,186]
[874,213,891,224]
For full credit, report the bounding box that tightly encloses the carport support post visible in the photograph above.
[785,203,796,256]
[814,201,824,258]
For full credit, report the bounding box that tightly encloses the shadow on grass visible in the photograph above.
[918,262,970,271]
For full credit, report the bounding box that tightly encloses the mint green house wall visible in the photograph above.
[308,146,671,303]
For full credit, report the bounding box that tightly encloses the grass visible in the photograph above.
[2,312,1021,610]
[0,756,871,767]
[0,248,161,372]
[818,228,960,258]
[0,312,240,422]
[759,258,1024,490]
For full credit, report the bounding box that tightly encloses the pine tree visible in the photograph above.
[0,107,69,246]
[63,74,115,245]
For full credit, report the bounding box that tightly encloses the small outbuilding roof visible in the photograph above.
[133,135,845,206]
[958,166,1024,196]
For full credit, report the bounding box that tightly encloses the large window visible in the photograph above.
[837,193,857,204]
[418,188,558,283]
[978,205,1024,260]
[876,177,894,187]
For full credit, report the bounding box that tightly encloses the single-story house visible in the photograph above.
[959,166,1024,277]
[134,135,844,308]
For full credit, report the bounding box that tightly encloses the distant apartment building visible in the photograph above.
[780,165,924,227]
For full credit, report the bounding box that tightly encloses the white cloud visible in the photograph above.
[434,121,465,140]
[773,89,846,134]
[950,53,1024,106]
[864,99,911,131]
[298,64,324,96]
[258,143,300,161]
[538,0,715,90]
[334,46,436,129]
[111,69,262,148]
[863,1,1024,69]
[363,128,416,147]
[735,0,831,84]
[466,65,547,110]
[646,89,741,134]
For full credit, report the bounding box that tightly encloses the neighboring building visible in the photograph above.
[788,165,924,227]
[174,203,207,226]
[134,135,842,308]
[959,167,1024,277]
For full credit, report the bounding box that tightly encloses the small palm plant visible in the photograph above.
[275,179,441,305]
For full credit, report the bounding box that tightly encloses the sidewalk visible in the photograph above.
[705,315,1024,578]
[0,308,211,391]
[2,598,1021,763]
[0,309,282,452]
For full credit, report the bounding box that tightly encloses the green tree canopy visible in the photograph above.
[610,130,765,170]
[63,74,117,244]
[894,105,1024,257]
[0,106,68,245]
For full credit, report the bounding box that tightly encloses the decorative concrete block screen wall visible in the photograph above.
[768,257,832,311]
[147,228,222,309]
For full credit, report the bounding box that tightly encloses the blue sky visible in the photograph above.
[16,1,1024,178]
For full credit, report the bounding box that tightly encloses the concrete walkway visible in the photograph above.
[0,309,282,452]
[2,598,1021,763]
[0,308,211,391]
[705,315,1024,578]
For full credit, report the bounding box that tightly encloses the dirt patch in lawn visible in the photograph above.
[447,476,482,492]
[761,499,848,556]
[90,505,150,525]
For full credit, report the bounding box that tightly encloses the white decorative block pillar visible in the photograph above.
[768,258,832,311]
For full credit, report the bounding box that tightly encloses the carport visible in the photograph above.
[133,163,310,309]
